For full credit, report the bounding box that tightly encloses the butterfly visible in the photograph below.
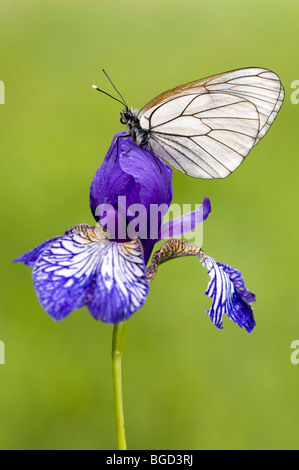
[93,67,284,179]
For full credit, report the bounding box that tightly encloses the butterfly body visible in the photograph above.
[120,107,149,148]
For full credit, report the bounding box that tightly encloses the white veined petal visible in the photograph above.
[92,239,149,322]
[199,254,256,332]
[32,224,149,322]
[34,226,107,285]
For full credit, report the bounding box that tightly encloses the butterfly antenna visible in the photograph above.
[92,84,126,107]
[102,69,128,109]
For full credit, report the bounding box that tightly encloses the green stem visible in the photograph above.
[112,320,129,450]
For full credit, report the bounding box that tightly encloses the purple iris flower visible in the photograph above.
[14,132,256,331]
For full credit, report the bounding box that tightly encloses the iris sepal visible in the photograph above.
[14,224,149,323]
[146,239,256,332]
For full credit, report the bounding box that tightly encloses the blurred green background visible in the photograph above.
[0,0,298,450]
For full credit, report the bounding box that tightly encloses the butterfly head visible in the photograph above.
[120,108,149,148]
[120,107,138,126]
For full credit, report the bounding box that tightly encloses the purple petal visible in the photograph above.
[118,134,173,210]
[200,254,256,332]
[90,132,173,264]
[90,133,139,222]
[216,262,256,305]
[15,224,149,323]
[157,197,211,241]
[13,237,59,266]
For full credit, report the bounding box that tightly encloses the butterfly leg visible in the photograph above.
[147,142,163,174]
[153,154,163,173]
[124,139,134,155]
[106,133,130,161]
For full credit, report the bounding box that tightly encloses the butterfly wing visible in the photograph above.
[138,67,284,178]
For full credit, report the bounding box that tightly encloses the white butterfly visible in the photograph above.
[94,67,284,179]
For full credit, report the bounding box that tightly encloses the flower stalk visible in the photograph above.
[112,320,129,450]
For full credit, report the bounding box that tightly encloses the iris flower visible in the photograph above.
[14,130,256,449]
[14,131,255,332]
